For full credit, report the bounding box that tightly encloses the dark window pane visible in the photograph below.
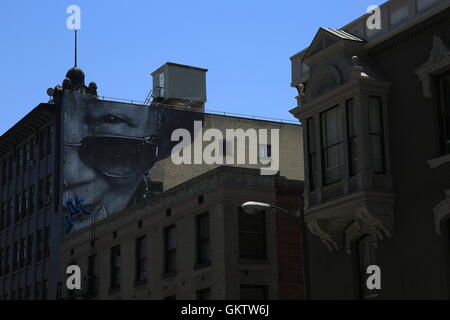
[368,97,385,173]
[321,106,344,184]
[239,208,266,259]
[164,225,176,273]
[197,213,210,265]
[307,118,317,190]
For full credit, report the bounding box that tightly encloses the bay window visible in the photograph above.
[307,118,318,190]
[369,97,385,173]
[346,99,358,176]
[321,106,344,185]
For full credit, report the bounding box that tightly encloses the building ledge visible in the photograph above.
[427,154,450,169]
[305,191,396,252]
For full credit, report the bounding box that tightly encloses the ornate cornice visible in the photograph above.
[415,35,450,97]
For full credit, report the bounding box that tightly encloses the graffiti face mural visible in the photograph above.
[62,91,202,233]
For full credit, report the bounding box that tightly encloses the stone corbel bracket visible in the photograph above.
[415,36,450,98]
[344,206,393,255]
[307,219,339,251]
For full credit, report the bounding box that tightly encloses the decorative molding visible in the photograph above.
[306,64,343,101]
[434,190,450,235]
[415,36,450,98]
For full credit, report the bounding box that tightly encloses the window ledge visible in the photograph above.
[133,279,148,287]
[238,258,270,265]
[194,261,211,270]
[162,271,177,279]
[427,154,450,169]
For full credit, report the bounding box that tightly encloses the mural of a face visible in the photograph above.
[63,92,159,233]
[62,90,203,234]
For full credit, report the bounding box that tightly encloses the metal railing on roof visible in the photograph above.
[96,95,299,124]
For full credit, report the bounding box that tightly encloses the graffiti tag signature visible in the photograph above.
[63,196,92,234]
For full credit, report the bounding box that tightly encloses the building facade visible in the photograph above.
[0,61,304,300]
[60,166,304,300]
[290,0,450,299]
[0,103,62,300]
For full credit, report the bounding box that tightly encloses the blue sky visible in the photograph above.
[0,0,385,135]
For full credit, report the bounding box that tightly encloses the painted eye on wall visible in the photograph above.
[102,114,127,124]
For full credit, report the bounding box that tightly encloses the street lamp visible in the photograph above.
[241,201,298,218]
[240,201,310,300]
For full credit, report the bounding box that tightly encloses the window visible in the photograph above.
[22,189,29,219]
[369,97,385,173]
[110,245,121,290]
[238,207,267,259]
[347,99,358,176]
[438,72,450,155]
[34,282,41,300]
[240,285,268,300]
[42,279,49,300]
[13,241,19,271]
[164,225,176,274]
[20,238,26,268]
[29,185,35,214]
[25,286,32,300]
[46,127,53,156]
[196,213,211,266]
[0,201,5,231]
[0,249,3,276]
[18,288,24,300]
[23,143,29,171]
[38,130,45,160]
[38,179,44,210]
[8,155,13,182]
[6,199,12,227]
[87,254,98,295]
[15,193,22,222]
[26,235,33,265]
[356,236,378,299]
[16,148,23,176]
[259,144,272,158]
[196,288,211,300]
[45,175,53,206]
[321,106,344,185]
[44,226,51,258]
[36,229,42,262]
[307,118,318,190]
[2,159,7,185]
[135,236,147,282]
[4,245,10,274]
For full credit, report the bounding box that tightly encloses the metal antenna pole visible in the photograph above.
[74,30,78,67]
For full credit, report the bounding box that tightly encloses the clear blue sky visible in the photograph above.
[0,0,385,135]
